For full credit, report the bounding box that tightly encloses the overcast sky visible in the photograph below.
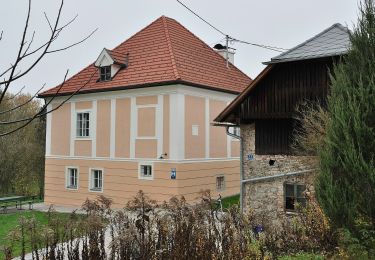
[0,0,359,95]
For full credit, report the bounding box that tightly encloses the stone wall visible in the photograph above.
[240,123,318,226]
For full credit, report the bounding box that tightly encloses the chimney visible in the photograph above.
[213,44,235,64]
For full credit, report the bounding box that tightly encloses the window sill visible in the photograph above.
[89,188,103,192]
[285,210,299,216]
[66,186,78,190]
[75,137,92,141]
[139,176,153,180]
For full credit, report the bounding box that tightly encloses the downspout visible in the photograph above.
[226,126,244,212]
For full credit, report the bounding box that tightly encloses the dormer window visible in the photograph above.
[95,48,128,83]
[100,66,111,81]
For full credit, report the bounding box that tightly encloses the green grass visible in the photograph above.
[221,194,240,209]
[0,211,72,260]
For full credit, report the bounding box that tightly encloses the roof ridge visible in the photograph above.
[268,23,348,64]
[162,16,180,80]
[163,16,252,81]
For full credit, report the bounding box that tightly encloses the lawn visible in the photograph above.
[0,211,73,260]
[221,194,240,209]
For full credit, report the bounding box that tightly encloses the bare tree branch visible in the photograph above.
[0,0,32,104]
[0,0,97,136]
[47,28,98,54]
[3,86,26,101]
[0,85,44,115]
[0,1,96,87]
[0,67,97,126]
[44,12,54,32]
[22,31,35,57]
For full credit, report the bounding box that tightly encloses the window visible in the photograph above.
[233,127,240,136]
[76,112,90,137]
[192,125,199,136]
[139,164,153,179]
[100,66,111,81]
[284,183,306,211]
[90,169,103,191]
[216,176,225,191]
[66,167,78,189]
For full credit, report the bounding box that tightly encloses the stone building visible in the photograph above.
[214,23,350,226]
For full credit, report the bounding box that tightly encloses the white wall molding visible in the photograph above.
[46,155,240,164]
[91,100,97,158]
[49,84,236,105]
[205,98,210,159]
[70,102,75,156]
[226,101,232,158]
[136,104,158,108]
[156,95,163,158]
[46,104,52,156]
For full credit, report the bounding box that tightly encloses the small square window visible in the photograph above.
[76,112,90,137]
[90,169,103,192]
[66,167,78,189]
[139,164,153,179]
[100,66,111,81]
[284,183,306,211]
[216,176,225,191]
[192,125,199,136]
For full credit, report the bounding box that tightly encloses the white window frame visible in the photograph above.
[65,166,79,190]
[76,110,91,139]
[100,66,111,81]
[138,162,154,180]
[89,168,104,192]
[216,175,225,191]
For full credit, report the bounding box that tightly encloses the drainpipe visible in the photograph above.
[226,126,244,212]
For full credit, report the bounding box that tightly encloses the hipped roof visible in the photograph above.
[39,16,251,97]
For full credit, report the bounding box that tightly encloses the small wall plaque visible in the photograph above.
[247,154,254,161]
[171,168,177,179]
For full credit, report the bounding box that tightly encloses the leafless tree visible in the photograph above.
[0,0,98,136]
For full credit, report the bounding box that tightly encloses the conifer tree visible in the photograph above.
[316,0,375,233]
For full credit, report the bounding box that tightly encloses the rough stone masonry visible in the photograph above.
[241,124,318,227]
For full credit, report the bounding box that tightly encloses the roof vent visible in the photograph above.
[213,44,235,64]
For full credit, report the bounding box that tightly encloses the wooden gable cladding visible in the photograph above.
[240,58,334,121]
[255,119,295,155]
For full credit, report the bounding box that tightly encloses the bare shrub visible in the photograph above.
[3,190,336,259]
[292,101,330,156]
[263,190,336,257]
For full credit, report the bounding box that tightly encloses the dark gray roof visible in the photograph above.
[264,23,350,64]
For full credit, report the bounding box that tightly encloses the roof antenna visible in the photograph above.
[225,35,229,68]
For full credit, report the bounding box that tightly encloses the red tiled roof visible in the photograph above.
[39,16,252,97]
[106,49,127,65]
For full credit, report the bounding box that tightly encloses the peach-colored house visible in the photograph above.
[39,16,251,208]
